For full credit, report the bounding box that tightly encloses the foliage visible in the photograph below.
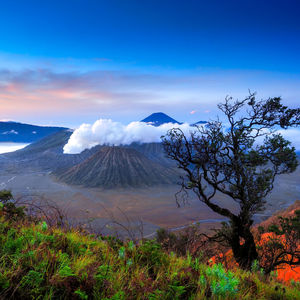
[258,210,300,274]
[0,190,26,221]
[156,225,206,257]
[205,263,239,297]
[0,205,299,299]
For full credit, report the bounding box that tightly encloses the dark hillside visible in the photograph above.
[6,129,73,157]
[2,130,98,172]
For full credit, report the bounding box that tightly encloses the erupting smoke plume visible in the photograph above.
[64,119,300,154]
[63,119,194,154]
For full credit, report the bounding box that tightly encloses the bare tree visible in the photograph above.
[162,92,300,270]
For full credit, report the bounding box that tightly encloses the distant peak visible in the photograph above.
[191,120,208,126]
[141,112,182,126]
[148,112,168,116]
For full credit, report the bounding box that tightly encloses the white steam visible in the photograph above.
[63,119,194,154]
[63,118,300,154]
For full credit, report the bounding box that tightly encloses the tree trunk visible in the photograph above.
[230,219,258,270]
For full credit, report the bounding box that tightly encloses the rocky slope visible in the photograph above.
[58,146,179,188]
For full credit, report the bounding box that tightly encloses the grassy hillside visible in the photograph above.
[0,207,299,299]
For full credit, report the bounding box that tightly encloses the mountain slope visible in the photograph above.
[7,129,73,157]
[128,142,176,167]
[58,146,179,188]
[0,121,68,143]
[3,130,99,172]
[141,112,181,126]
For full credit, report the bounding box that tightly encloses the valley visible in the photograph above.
[0,162,298,237]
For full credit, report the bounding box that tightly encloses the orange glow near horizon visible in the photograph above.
[0,81,117,119]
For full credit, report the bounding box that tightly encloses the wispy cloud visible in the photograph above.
[0,56,299,127]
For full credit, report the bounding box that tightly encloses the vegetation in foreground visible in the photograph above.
[0,194,299,299]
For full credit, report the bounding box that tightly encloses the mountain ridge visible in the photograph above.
[0,121,68,143]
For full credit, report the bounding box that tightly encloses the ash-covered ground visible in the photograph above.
[0,163,299,237]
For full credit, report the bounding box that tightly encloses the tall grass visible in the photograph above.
[0,208,299,299]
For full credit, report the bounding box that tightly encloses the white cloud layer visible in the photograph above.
[63,119,194,154]
[64,119,300,154]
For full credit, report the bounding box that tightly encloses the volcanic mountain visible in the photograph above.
[58,146,179,188]
[141,112,182,126]
[0,122,180,188]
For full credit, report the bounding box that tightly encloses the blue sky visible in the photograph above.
[0,0,299,127]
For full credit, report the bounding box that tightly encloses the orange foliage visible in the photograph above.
[277,265,300,282]
[259,232,300,282]
[209,231,300,282]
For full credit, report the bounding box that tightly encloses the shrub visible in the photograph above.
[0,190,25,221]
[205,263,239,297]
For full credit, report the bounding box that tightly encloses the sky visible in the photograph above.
[0,0,300,128]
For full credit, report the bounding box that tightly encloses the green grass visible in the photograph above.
[0,213,299,299]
